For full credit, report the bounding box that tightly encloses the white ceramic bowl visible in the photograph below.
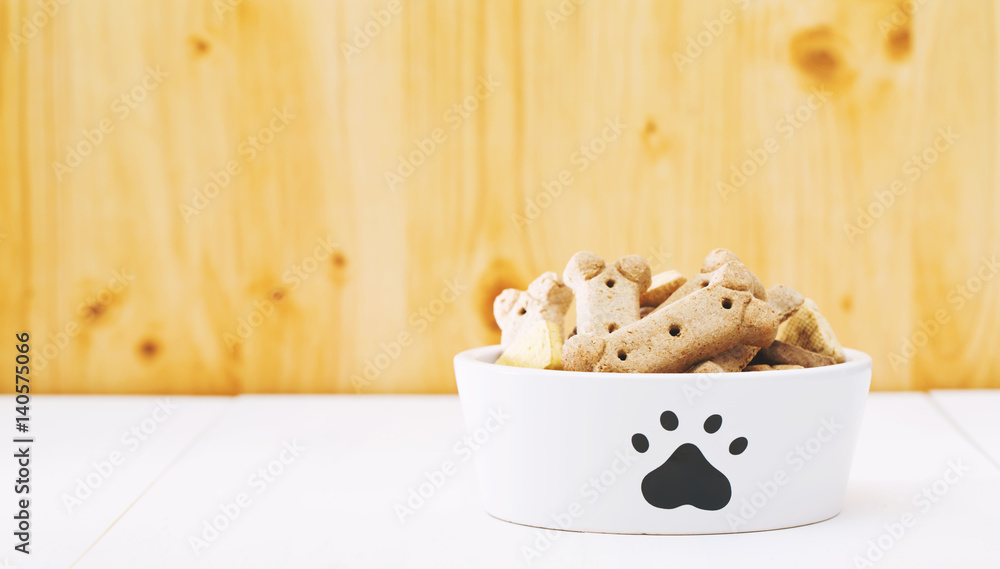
[454,346,871,535]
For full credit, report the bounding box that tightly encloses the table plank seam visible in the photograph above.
[65,397,238,569]
[925,393,1000,473]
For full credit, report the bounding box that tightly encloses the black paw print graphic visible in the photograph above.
[631,410,747,511]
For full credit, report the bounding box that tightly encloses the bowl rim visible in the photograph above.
[455,345,872,381]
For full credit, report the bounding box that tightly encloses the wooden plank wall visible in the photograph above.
[1,0,998,394]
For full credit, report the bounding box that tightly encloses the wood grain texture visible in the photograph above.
[1,0,997,394]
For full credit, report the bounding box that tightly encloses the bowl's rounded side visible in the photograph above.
[454,345,872,535]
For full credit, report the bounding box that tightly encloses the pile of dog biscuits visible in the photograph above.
[492,249,846,373]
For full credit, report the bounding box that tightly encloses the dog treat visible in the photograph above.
[564,251,651,337]
[776,298,846,363]
[495,321,563,369]
[659,274,712,307]
[687,345,759,374]
[659,250,766,311]
[688,360,726,374]
[563,263,779,373]
[686,283,804,373]
[640,270,687,307]
[755,339,837,368]
[701,248,767,301]
[744,364,804,372]
[491,248,846,375]
[493,271,573,348]
[766,284,805,322]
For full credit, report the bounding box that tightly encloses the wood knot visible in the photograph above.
[330,250,348,287]
[138,338,160,360]
[789,26,856,92]
[880,1,916,61]
[641,117,670,157]
[476,258,526,332]
[189,35,211,57]
[884,26,911,60]
[83,302,106,321]
[840,293,853,313]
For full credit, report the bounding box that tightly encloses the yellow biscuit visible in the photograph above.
[496,321,563,369]
[493,272,572,348]
[776,298,846,363]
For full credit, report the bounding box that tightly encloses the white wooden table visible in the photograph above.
[2,392,999,569]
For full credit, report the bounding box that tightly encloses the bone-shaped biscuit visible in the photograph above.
[689,360,726,374]
[686,283,806,373]
[753,339,836,368]
[766,284,805,322]
[563,251,651,337]
[562,263,779,373]
[640,270,687,307]
[660,249,766,309]
[701,248,767,300]
[493,271,573,348]
[744,364,803,372]
[687,345,759,374]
